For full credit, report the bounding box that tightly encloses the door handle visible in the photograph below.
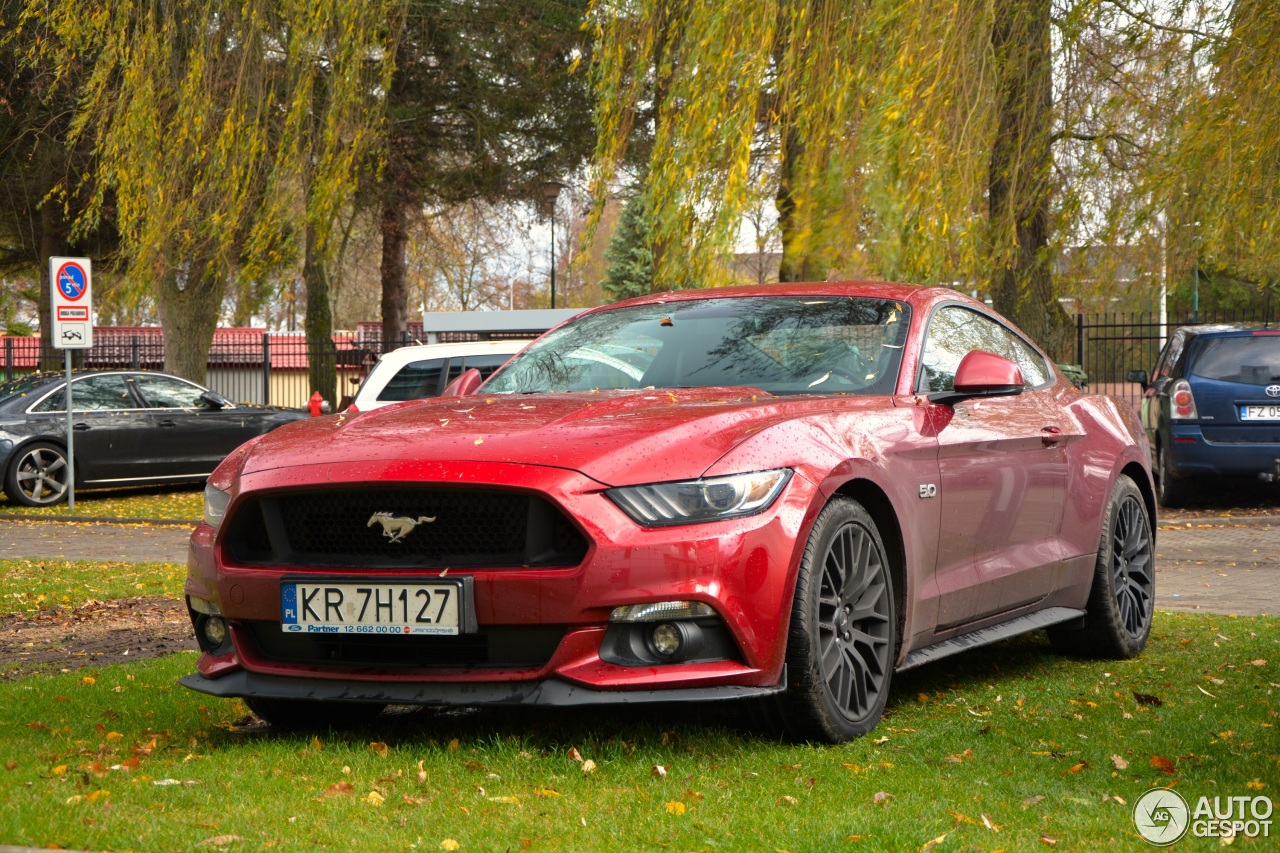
[72,422,90,431]
[1041,426,1064,446]
[158,420,177,428]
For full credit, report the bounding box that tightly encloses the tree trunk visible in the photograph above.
[988,0,1072,359]
[380,196,409,352]
[303,221,336,407]
[776,125,821,283]
[155,259,223,384]
[38,146,73,371]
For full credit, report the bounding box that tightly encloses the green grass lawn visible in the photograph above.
[0,613,1274,851]
[0,559,185,618]
[0,485,202,520]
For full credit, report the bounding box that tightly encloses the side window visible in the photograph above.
[918,307,1051,392]
[378,358,446,402]
[132,374,208,408]
[1154,332,1185,380]
[458,353,517,382]
[32,375,134,412]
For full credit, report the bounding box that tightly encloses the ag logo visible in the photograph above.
[1266,384,1280,398]
[1133,788,1189,846]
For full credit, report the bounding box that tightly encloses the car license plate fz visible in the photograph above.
[1241,404,1280,421]
[280,576,477,636]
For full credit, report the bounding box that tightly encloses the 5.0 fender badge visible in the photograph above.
[368,512,436,543]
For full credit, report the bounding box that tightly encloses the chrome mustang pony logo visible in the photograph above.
[367,512,436,543]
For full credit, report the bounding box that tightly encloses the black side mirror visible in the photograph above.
[1126,369,1149,390]
[200,390,229,409]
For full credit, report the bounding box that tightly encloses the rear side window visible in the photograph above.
[31,374,134,412]
[1189,336,1280,384]
[445,353,518,387]
[378,358,448,402]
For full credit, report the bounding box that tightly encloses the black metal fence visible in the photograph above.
[1075,310,1274,410]
[0,332,423,409]
[3,312,1274,411]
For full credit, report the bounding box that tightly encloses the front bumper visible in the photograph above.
[184,459,816,700]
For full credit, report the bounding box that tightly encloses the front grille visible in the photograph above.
[243,622,564,669]
[223,487,589,568]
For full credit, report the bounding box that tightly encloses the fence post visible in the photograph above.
[1076,313,1084,366]
[3,337,11,381]
[262,333,271,406]
[130,335,139,370]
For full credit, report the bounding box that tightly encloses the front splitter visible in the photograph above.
[179,668,786,707]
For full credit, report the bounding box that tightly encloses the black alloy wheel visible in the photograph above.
[1049,475,1154,659]
[4,442,70,507]
[776,497,897,742]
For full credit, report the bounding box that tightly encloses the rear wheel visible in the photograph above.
[773,497,897,743]
[1049,475,1154,659]
[1156,443,1190,508]
[244,697,386,729]
[4,441,70,507]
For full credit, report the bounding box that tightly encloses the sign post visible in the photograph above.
[49,257,93,511]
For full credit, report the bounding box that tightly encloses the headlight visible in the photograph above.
[203,485,231,529]
[606,469,792,527]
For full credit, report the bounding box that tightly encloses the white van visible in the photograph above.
[346,340,530,413]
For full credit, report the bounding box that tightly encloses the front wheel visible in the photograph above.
[4,441,70,507]
[1049,475,1154,659]
[773,497,897,743]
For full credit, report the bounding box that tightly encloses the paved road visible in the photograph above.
[1,517,1277,616]
[1154,520,1280,616]
[0,519,194,564]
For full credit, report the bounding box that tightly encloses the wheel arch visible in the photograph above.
[831,477,907,653]
[1120,460,1157,545]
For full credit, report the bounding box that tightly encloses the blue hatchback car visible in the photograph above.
[1129,325,1280,506]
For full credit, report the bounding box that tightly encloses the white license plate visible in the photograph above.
[281,580,463,636]
[1241,405,1280,421]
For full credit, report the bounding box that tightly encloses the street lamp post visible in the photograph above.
[541,181,567,309]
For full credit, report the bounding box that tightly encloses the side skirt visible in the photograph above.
[898,607,1086,672]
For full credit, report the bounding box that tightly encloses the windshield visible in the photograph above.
[1190,335,1280,384]
[484,296,910,396]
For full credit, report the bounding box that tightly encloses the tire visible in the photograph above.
[4,441,70,507]
[1156,442,1190,508]
[1049,475,1154,659]
[772,497,897,743]
[244,697,386,730]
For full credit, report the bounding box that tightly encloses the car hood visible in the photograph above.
[237,388,883,487]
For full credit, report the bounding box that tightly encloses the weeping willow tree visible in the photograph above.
[589,0,1182,356]
[15,0,397,383]
[1155,0,1280,310]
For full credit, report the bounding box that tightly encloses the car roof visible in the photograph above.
[1176,323,1280,338]
[596,280,927,309]
[368,339,532,370]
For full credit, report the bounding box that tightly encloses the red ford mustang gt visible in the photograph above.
[182,282,1156,742]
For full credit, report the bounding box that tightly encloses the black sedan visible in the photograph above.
[0,370,308,506]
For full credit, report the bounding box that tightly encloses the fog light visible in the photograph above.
[201,615,228,650]
[649,623,683,659]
